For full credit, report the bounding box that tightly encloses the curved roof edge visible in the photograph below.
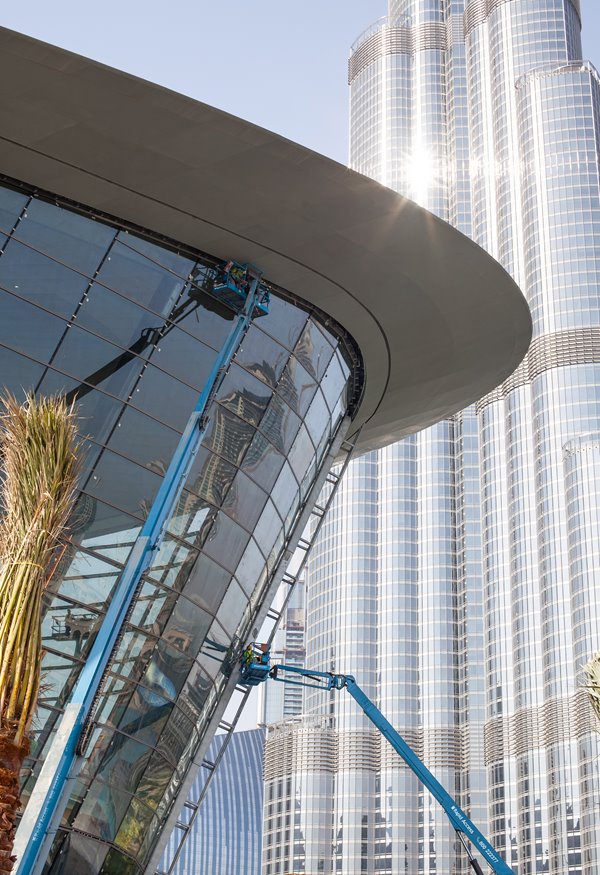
[0,27,532,454]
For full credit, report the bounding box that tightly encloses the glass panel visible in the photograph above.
[39,651,79,713]
[94,730,154,797]
[146,534,199,593]
[0,291,67,360]
[13,197,115,274]
[134,748,175,812]
[77,282,163,352]
[93,677,136,729]
[241,429,285,493]
[203,405,255,466]
[167,282,234,350]
[329,389,348,438]
[149,637,194,701]
[252,500,282,561]
[116,230,194,278]
[85,450,162,521]
[129,364,197,432]
[0,239,91,319]
[215,578,247,636]
[179,663,213,722]
[180,552,233,616]
[234,325,289,387]
[74,776,134,843]
[106,406,180,472]
[42,593,102,662]
[47,549,121,612]
[117,691,173,755]
[95,240,184,313]
[128,579,173,634]
[155,704,195,764]
[215,363,272,427]
[0,186,27,235]
[260,293,308,350]
[321,351,348,412]
[70,497,140,564]
[259,393,300,455]
[185,446,237,507]
[198,618,231,680]
[202,512,251,574]
[300,454,318,505]
[149,327,217,391]
[37,369,124,447]
[287,423,315,482]
[46,830,110,874]
[271,462,300,535]
[51,325,144,401]
[277,356,317,418]
[304,388,330,448]
[114,796,159,858]
[111,628,157,682]
[266,526,286,575]
[294,318,334,380]
[222,470,268,531]
[161,594,212,657]
[0,345,44,400]
[235,539,268,598]
[101,846,140,875]
[167,490,216,546]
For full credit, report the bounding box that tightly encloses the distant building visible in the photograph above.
[264,1,600,874]
[165,729,265,875]
[259,582,306,727]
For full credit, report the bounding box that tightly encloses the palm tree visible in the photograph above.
[584,653,600,726]
[0,394,80,874]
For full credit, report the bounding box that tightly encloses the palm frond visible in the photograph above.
[0,392,80,744]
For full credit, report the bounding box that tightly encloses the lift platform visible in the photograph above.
[241,643,271,685]
[240,644,514,875]
[212,261,270,317]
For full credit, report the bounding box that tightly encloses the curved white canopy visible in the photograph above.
[0,28,531,453]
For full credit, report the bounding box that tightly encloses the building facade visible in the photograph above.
[0,27,529,875]
[263,2,600,874]
[163,728,265,875]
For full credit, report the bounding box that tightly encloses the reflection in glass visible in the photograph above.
[0,180,356,872]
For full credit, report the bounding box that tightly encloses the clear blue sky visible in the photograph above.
[3,1,600,165]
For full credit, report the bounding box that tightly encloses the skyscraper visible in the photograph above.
[259,582,306,727]
[263,2,600,873]
[163,728,265,875]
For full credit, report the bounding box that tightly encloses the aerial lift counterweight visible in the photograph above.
[241,644,514,875]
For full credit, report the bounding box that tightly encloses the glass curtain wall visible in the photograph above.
[264,2,600,874]
[0,177,360,875]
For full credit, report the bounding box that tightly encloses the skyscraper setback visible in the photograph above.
[263,2,600,873]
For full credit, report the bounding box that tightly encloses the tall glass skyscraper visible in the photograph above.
[263,2,600,874]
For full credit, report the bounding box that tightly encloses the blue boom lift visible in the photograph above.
[241,644,515,875]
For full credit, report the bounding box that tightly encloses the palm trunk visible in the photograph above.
[0,731,28,874]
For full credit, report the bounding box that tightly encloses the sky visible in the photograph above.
[3,1,600,166]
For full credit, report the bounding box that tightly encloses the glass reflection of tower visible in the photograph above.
[263,2,600,874]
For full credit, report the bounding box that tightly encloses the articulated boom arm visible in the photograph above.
[241,648,515,875]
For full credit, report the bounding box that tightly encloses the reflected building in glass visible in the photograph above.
[163,728,265,875]
[263,2,600,874]
[0,26,529,875]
